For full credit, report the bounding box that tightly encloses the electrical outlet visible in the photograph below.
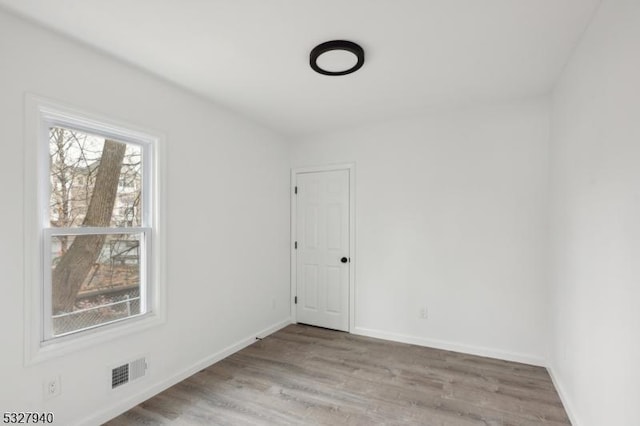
[44,376,61,400]
[419,306,428,319]
[271,297,276,310]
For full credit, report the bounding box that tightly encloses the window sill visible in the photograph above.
[25,310,165,366]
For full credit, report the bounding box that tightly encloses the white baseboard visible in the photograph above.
[78,318,293,426]
[352,326,546,367]
[547,365,580,426]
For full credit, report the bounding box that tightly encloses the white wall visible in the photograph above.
[292,99,550,364]
[549,0,640,424]
[0,9,290,425]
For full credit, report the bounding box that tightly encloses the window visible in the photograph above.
[25,96,165,361]
[46,126,149,339]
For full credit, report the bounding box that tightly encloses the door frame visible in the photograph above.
[291,163,355,332]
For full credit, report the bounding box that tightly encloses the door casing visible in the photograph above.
[291,163,355,332]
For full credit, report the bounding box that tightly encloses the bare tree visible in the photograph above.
[50,128,72,254]
[52,140,126,313]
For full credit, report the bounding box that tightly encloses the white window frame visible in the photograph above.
[24,95,166,365]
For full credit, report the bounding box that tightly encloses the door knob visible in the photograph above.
[340,257,348,263]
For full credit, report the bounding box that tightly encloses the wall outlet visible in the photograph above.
[419,306,428,319]
[44,376,61,400]
[271,297,276,310]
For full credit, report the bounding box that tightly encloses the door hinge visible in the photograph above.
[294,186,298,194]
[294,296,298,304]
[294,241,297,249]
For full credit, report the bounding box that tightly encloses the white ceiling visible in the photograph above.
[0,0,600,137]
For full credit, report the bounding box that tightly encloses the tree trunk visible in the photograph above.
[52,140,126,314]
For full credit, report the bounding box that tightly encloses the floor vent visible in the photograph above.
[111,357,147,389]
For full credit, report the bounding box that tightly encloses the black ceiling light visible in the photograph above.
[310,40,365,76]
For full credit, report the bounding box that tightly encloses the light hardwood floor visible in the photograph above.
[105,324,570,425]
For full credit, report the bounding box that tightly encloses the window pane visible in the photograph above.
[50,233,144,337]
[49,127,142,228]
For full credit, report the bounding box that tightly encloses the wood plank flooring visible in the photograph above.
[105,324,570,425]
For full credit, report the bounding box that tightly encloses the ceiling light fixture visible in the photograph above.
[310,40,365,76]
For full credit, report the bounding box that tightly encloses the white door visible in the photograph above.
[295,169,350,331]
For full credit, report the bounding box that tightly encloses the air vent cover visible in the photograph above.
[129,358,146,381]
[111,364,129,389]
[111,357,147,389]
